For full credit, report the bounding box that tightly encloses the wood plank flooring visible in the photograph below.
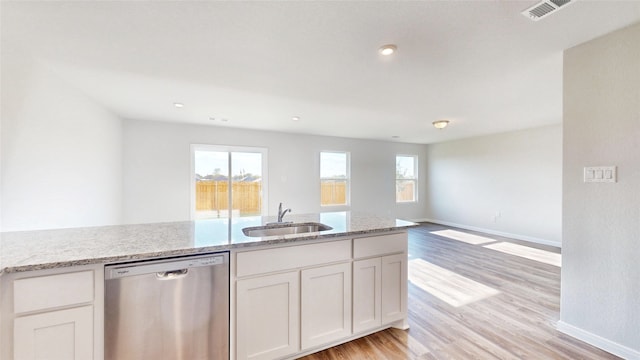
[300,223,619,360]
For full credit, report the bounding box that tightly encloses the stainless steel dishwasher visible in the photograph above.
[105,252,229,360]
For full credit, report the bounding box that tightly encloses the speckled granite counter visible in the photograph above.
[0,212,416,274]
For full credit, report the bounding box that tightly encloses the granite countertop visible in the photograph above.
[0,212,417,274]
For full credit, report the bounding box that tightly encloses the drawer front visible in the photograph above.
[237,240,351,277]
[14,271,95,314]
[353,232,407,259]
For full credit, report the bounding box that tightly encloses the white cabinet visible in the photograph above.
[301,262,352,349]
[353,258,382,333]
[0,266,102,360]
[236,271,300,360]
[14,306,94,360]
[235,239,352,360]
[353,233,408,334]
[236,261,353,360]
[234,233,408,360]
[381,254,407,325]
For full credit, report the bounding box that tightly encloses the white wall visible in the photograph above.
[123,119,428,224]
[0,46,123,232]
[424,125,562,246]
[559,23,640,358]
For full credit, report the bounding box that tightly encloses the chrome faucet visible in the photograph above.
[277,202,292,222]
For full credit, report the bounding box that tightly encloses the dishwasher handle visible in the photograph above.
[156,268,188,280]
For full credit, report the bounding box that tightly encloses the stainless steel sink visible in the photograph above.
[242,222,333,237]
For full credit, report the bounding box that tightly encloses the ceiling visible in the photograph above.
[2,1,640,144]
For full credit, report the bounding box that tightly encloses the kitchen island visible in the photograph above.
[0,212,416,360]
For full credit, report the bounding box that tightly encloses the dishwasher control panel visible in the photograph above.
[105,253,228,279]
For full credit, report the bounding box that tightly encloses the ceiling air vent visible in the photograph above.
[522,0,574,21]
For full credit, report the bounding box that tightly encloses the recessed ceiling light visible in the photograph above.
[292,116,300,121]
[220,118,229,122]
[392,135,400,139]
[208,117,216,121]
[173,102,184,108]
[379,44,397,56]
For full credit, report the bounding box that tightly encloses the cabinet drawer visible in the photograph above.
[14,271,94,314]
[237,240,351,277]
[354,233,406,259]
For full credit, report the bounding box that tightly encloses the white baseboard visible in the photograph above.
[557,321,640,359]
[410,218,561,248]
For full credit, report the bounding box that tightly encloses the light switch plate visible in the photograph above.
[584,166,616,183]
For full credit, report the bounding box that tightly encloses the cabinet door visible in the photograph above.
[381,254,407,324]
[301,262,352,350]
[237,271,299,360]
[353,258,382,333]
[14,305,94,360]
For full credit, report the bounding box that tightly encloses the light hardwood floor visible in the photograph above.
[301,223,619,360]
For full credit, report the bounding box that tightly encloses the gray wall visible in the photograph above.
[123,119,429,224]
[561,23,640,357]
[424,125,563,246]
[1,45,123,232]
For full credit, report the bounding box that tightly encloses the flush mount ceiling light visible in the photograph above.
[378,44,397,56]
[432,120,450,129]
[292,116,300,121]
[173,102,184,108]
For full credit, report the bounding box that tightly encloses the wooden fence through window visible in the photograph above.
[195,181,262,215]
[196,180,414,214]
[320,181,347,206]
[396,181,415,202]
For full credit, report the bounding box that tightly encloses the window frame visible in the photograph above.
[190,144,268,220]
[319,151,351,208]
[395,154,418,203]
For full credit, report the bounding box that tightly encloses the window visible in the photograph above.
[396,155,417,203]
[320,151,349,206]
[191,145,267,219]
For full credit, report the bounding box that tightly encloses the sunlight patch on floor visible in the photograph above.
[430,229,496,245]
[408,258,500,307]
[483,242,561,267]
